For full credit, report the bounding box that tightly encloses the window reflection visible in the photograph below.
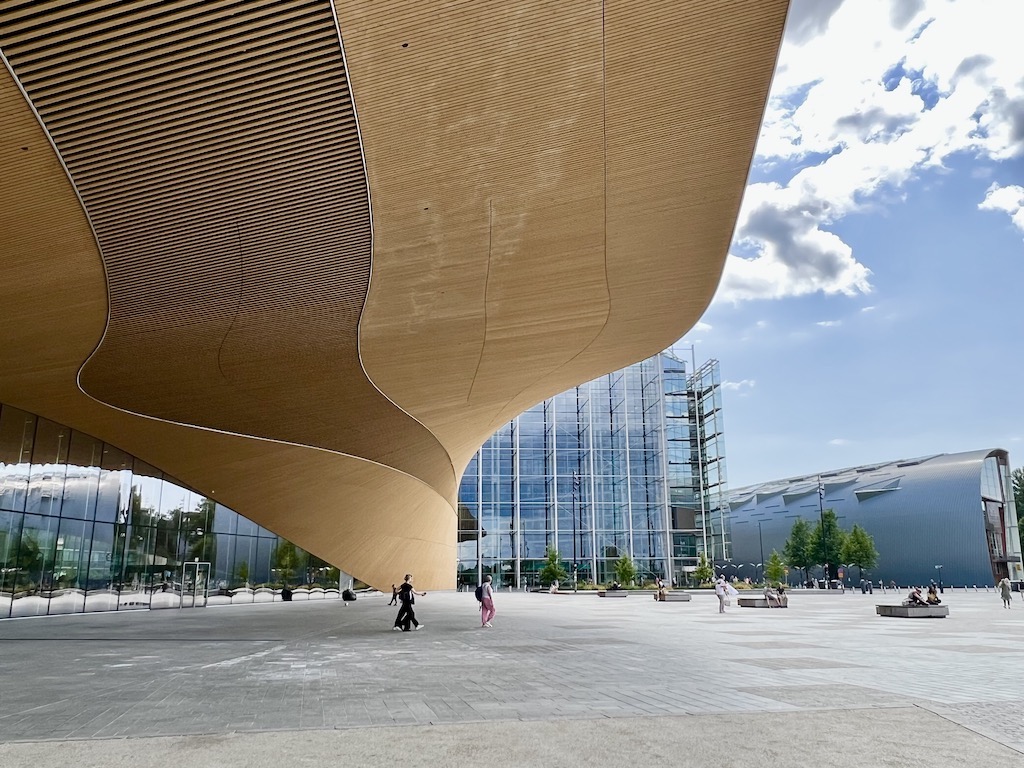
[0,406,35,515]
[0,401,347,619]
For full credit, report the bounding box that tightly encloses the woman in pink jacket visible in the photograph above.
[480,574,496,627]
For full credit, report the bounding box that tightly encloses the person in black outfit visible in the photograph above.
[388,584,398,606]
[393,573,426,631]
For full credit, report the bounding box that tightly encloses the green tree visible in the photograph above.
[783,518,814,585]
[612,554,638,586]
[693,551,714,585]
[810,509,847,581]
[7,532,44,590]
[840,524,879,583]
[764,550,786,585]
[183,498,217,563]
[235,559,250,587]
[538,547,567,586]
[273,540,300,584]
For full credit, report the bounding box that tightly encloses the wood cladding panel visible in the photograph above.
[0,0,787,589]
[0,65,455,590]
[344,0,789,474]
[0,0,456,497]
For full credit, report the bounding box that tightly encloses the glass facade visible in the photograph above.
[0,403,347,619]
[457,351,728,589]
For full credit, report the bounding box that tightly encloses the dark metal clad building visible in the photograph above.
[726,449,1022,588]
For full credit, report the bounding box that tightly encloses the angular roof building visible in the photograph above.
[726,450,1023,588]
[0,1,787,589]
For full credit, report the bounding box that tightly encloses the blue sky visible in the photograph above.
[675,0,1024,488]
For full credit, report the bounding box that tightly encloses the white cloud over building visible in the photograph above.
[717,0,1024,302]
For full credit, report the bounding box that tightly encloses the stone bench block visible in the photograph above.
[738,597,786,608]
[597,590,628,597]
[875,604,949,618]
[660,592,692,602]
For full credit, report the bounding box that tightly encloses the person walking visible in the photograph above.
[479,574,496,627]
[393,573,426,631]
[998,576,1012,609]
[388,584,398,606]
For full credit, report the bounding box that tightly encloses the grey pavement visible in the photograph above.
[0,588,1022,766]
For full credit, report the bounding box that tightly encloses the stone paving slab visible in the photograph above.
[0,708,1021,768]
[0,590,1022,764]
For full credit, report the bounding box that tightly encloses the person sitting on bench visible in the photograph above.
[903,586,927,606]
[926,584,942,605]
[763,585,782,607]
[776,584,788,607]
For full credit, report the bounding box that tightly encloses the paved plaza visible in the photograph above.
[0,588,1021,766]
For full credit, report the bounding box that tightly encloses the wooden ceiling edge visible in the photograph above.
[343,0,789,466]
[3,3,460,499]
[0,53,457,504]
[0,61,459,590]
[328,0,466,492]
[0,381,462,591]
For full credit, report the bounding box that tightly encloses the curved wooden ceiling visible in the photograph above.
[0,0,787,590]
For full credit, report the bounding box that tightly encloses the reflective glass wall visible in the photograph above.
[457,351,728,588]
[0,403,347,618]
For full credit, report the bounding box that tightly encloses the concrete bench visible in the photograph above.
[597,590,628,597]
[659,592,692,602]
[875,604,949,618]
[737,597,787,608]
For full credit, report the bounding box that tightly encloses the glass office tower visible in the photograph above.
[0,402,346,619]
[457,350,729,588]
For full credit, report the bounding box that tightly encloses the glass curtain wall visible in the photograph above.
[983,453,1024,582]
[0,402,345,619]
[691,358,730,568]
[458,351,728,589]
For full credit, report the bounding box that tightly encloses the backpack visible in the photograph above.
[474,584,484,602]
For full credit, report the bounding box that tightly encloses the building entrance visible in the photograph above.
[180,561,211,608]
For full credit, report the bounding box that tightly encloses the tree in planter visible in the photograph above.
[840,524,879,583]
[273,540,300,585]
[538,547,568,586]
[783,518,814,586]
[236,560,250,588]
[693,551,714,585]
[612,554,638,586]
[810,509,847,582]
[764,550,786,586]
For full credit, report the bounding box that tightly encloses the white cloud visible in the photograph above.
[860,305,876,312]
[692,321,713,333]
[828,438,851,446]
[722,379,756,392]
[979,182,1024,234]
[716,0,1024,303]
[816,320,842,327]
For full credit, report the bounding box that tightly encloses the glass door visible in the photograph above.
[180,561,210,608]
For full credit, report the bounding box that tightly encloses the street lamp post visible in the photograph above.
[571,470,580,592]
[757,520,766,583]
[817,476,827,583]
[934,564,943,593]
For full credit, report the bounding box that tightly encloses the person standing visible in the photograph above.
[393,573,426,630]
[714,576,736,613]
[479,574,496,627]
[998,576,1012,609]
[388,584,398,606]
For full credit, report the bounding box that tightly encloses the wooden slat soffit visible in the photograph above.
[0,0,788,589]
